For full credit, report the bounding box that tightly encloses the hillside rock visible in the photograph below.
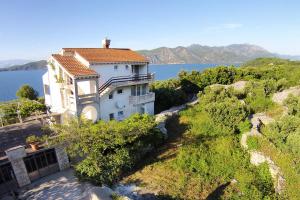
[139,44,275,64]
[0,60,47,72]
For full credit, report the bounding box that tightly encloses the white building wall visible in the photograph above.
[45,63,64,113]
[100,84,154,121]
[91,64,148,86]
[77,80,96,95]
[42,72,51,106]
[43,57,153,122]
[100,86,132,121]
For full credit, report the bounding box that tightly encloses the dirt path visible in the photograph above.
[240,113,285,194]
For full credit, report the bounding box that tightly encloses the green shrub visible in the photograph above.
[51,114,162,185]
[284,94,300,116]
[247,136,260,150]
[238,120,252,134]
[16,84,39,100]
[26,135,40,144]
[150,79,187,113]
[0,99,46,125]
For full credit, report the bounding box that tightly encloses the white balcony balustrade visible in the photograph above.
[129,92,155,105]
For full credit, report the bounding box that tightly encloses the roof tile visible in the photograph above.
[63,48,148,63]
[52,54,98,77]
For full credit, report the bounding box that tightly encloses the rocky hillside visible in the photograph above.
[138,44,276,64]
[0,60,47,72]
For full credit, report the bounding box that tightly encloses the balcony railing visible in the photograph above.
[78,93,98,104]
[129,92,155,105]
[99,73,154,94]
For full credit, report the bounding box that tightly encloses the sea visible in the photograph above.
[0,64,220,102]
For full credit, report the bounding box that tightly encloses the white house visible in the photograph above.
[42,39,155,123]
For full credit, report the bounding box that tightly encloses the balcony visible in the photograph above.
[129,92,155,105]
[99,73,154,94]
[78,93,98,104]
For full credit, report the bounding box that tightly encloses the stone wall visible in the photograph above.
[5,146,30,187]
[155,98,198,138]
[55,145,70,171]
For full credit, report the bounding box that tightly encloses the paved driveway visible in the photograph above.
[19,169,93,200]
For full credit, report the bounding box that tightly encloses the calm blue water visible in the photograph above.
[0,64,219,102]
[0,70,47,102]
[149,63,218,80]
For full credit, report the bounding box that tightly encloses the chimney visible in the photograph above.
[102,38,111,48]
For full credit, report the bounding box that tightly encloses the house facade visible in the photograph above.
[42,39,155,123]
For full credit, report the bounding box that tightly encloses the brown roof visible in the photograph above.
[63,48,148,63]
[52,54,98,77]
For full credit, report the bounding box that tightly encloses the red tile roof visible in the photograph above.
[52,54,98,77]
[63,48,148,63]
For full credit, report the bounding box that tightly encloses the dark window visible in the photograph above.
[114,65,118,70]
[132,65,139,74]
[142,84,147,95]
[44,84,50,95]
[131,86,136,96]
[109,92,113,99]
[137,86,141,96]
[125,65,129,70]
[109,113,114,120]
[117,89,123,94]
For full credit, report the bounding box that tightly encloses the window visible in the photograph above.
[131,85,147,96]
[69,77,73,85]
[117,89,123,94]
[125,65,129,70]
[114,65,118,70]
[109,92,113,99]
[44,84,50,95]
[137,86,141,96]
[132,65,139,74]
[118,111,124,116]
[131,85,136,96]
[142,84,147,95]
[109,113,114,120]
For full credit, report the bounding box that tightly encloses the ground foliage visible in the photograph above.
[50,114,163,185]
[0,98,46,125]
[151,58,299,113]
[124,58,300,199]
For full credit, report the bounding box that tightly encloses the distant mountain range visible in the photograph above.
[0,59,33,68]
[0,60,47,72]
[138,44,300,64]
[0,44,299,72]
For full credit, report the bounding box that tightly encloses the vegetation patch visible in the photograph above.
[247,136,260,150]
[50,114,163,186]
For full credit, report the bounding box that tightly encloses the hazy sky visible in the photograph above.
[0,0,300,60]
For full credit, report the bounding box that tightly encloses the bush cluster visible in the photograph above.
[152,58,299,114]
[0,99,46,125]
[51,114,163,185]
[168,86,276,199]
